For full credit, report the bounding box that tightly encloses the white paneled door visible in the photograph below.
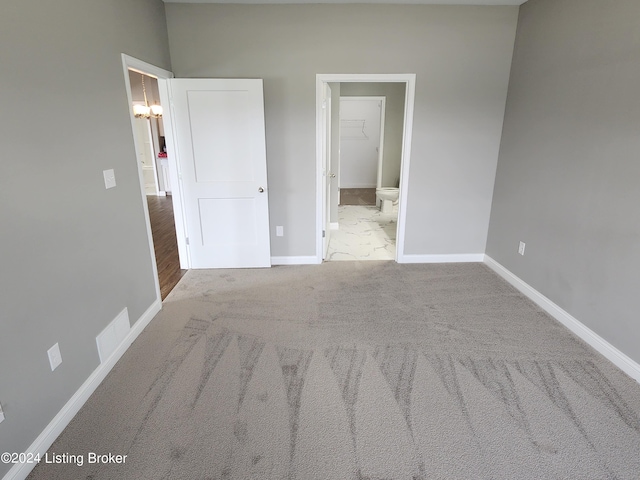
[169,79,271,268]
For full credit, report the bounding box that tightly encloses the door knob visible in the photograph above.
[258,187,264,193]
[330,173,336,178]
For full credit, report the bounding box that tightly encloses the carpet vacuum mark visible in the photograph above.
[29,262,640,479]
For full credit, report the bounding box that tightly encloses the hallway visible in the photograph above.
[146,195,186,300]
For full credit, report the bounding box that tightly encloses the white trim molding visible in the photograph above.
[400,253,486,264]
[271,256,320,265]
[316,73,416,264]
[484,255,640,384]
[4,300,162,480]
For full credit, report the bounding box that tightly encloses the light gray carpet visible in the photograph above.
[29,262,640,479]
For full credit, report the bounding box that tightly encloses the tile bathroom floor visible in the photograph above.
[327,204,398,261]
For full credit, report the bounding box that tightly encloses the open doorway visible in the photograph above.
[316,74,416,263]
[128,70,185,299]
[122,55,186,301]
[329,93,396,261]
[128,71,167,197]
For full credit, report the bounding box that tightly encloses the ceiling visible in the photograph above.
[163,0,527,5]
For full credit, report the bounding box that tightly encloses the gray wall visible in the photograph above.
[166,4,518,256]
[487,0,640,363]
[0,0,171,472]
[340,82,406,189]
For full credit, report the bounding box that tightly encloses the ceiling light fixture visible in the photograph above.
[133,75,162,119]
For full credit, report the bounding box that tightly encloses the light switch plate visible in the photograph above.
[103,169,116,189]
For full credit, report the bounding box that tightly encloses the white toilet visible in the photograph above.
[376,187,399,213]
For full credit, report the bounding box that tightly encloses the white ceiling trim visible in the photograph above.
[163,0,527,5]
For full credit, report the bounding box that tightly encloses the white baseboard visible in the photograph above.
[484,255,640,384]
[399,253,486,264]
[4,299,162,480]
[271,256,320,265]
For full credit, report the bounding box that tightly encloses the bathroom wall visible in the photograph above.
[340,82,406,189]
[339,97,384,188]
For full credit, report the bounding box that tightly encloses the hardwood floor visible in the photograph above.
[146,195,187,300]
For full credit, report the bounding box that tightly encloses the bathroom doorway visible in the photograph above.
[329,93,396,261]
[316,75,415,263]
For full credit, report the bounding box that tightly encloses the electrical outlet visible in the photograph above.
[0,403,5,423]
[518,241,526,256]
[47,343,63,371]
[276,226,284,237]
[103,169,116,189]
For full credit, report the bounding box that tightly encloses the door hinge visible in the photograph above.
[322,230,326,238]
[185,237,189,245]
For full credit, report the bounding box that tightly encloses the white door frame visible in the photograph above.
[121,55,188,303]
[322,83,332,259]
[316,74,416,263]
[156,78,190,270]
